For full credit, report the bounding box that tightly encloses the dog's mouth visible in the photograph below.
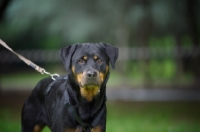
[81,83,100,88]
[80,79,101,88]
[79,79,101,102]
[76,72,102,88]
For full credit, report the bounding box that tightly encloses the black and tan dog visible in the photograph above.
[21,43,118,132]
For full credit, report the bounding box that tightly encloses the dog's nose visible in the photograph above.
[86,71,97,78]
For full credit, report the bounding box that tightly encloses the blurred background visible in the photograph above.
[0,0,200,132]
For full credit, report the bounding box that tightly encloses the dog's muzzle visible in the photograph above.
[80,70,101,88]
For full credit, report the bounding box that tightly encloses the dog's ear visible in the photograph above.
[100,43,119,69]
[59,44,77,71]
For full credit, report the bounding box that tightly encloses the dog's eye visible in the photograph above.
[97,58,103,64]
[78,59,84,64]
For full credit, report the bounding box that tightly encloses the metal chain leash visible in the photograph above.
[0,39,60,80]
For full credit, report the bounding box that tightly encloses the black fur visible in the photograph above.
[21,43,118,132]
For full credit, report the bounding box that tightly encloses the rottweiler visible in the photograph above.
[21,43,118,132]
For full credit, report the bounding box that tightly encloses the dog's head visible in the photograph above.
[60,43,118,101]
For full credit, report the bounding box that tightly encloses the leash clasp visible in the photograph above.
[42,70,60,80]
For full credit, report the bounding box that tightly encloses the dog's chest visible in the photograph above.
[78,104,94,121]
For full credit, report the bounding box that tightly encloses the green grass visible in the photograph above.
[0,109,21,132]
[107,102,200,132]
[0,102,200,132]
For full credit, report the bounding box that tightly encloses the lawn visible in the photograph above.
[0,102,200,132]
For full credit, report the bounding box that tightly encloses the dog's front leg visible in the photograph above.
[63,126,82,132]
[92,126,104,132]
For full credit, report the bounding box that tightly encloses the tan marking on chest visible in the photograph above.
[80,86,100,102]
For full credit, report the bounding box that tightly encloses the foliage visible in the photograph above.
[0,0,200,87]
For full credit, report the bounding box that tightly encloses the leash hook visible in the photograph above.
[42,70,60,80]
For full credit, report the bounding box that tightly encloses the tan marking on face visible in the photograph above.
[106,65,109,74]
[99,72,105,83]
[92,126,102,132]
[94,55,98,60]
[83,55,87,60]
[76,73,83,85]
[99,65,109,85]
[33,125,44,132]
[80,86,100,102]
[72,66,75,74]
[99,65,109,83]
